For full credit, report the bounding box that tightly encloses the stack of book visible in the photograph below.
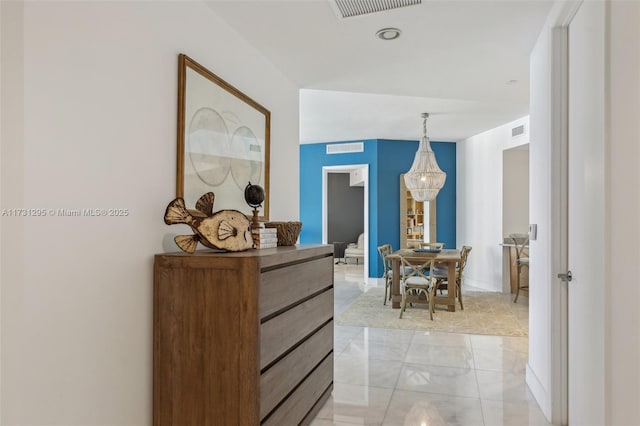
[252,227,278,249]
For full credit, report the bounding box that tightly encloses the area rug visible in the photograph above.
[335,288,528,337]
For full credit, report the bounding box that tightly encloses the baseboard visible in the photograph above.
[526,363,552,422]
[464,278,503,292]
[364,277,385,290]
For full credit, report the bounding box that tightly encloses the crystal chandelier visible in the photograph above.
[404,113,446,201]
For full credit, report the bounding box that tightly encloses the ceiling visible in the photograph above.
[207,0,553,143]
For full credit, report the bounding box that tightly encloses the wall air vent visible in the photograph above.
[328,0,421,19]
[326,142,364,155]
[512,124,525,138]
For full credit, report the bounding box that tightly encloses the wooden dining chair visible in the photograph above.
[510,235,529,302]
[455,246,472,309]
[430,246,472,310]
[377,244,393,305]
[398,254,437,320]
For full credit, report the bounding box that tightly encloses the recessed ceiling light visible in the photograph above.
[376,28,401,41]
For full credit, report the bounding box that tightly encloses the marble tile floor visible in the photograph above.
[312,263,548,426]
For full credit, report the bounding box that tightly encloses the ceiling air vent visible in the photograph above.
[328,0,421,19]
[512,124,525,138]
[326,142,364,155]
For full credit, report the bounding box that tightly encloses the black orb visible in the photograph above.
[244,182,265,208]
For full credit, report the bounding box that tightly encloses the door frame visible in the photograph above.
[530,1,582,425]
[322,164,369,279]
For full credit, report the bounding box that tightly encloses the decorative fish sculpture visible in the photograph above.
[164,192,253,253]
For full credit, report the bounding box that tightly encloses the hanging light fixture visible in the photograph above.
[404,113,446,201]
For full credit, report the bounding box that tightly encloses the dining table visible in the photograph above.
[386,248,462,312]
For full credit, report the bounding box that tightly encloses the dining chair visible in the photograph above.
[377,244,393,305]
[510,234,529,303]
[430,245,472,311]
[455,246,472,309]
[398,254,437,320]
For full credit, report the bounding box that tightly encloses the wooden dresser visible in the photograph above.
[153,245,334,426]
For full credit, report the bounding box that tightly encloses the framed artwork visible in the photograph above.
[177,53,270,219]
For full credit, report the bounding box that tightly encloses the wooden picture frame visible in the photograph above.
[177,54,270,219]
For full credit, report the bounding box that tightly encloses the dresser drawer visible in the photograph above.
[261,354,333,426]
[259,321,333,420]
[259,256,334,319]
[260,288,333,369]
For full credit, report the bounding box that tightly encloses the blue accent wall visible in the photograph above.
[300,139,456,278]
[376,140,416,252]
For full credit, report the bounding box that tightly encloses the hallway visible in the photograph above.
[312,264,548,425]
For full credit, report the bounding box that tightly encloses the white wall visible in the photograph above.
[0,2,300,424]
[456,116,529,292]
[606,2,640,424]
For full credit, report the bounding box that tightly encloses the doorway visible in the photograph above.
[322,164,369,281]
[502,144,530,294]
[528,2,610,424]
[327,173,364,248]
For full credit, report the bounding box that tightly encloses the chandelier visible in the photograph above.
[404,113,446,201]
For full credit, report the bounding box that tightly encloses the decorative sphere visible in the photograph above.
[244,182,265,208]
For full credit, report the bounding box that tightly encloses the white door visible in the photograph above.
[567,2,606,424]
